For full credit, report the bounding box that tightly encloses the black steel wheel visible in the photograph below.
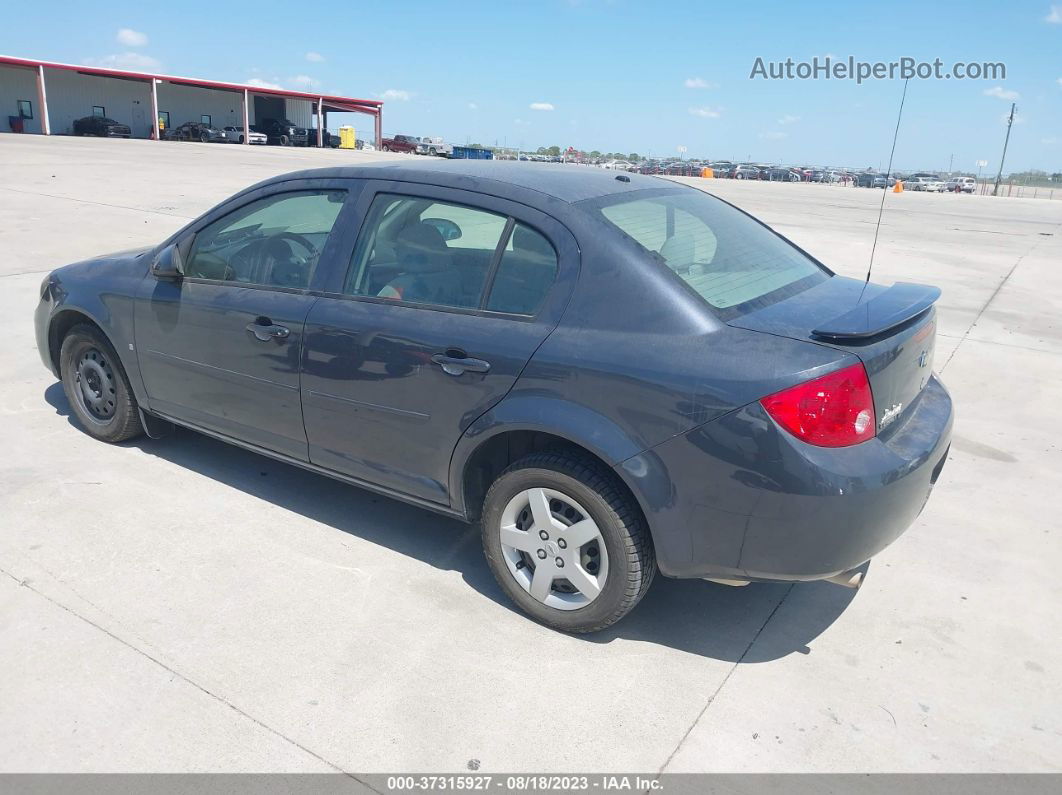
[59,324,144,443]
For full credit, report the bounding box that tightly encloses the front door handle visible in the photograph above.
[431,353,491,376]
[245,318,290,342]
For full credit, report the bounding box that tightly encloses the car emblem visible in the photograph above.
[879,403,904,429]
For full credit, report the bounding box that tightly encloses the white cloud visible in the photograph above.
[380,89,412,101]
[1042,137,1058,144]
[305,51,325,62]
[288,74,321,90]
[116,28,148,47]
[759,131,788,140]
[514,118,529,126]
[1046,5,1062,23]
[467,102,478,110]
[82,52,160,70]
[247,77,285,90]
[688,106,721,118]
[529,102,554,111]
[1057,77,1062,87]
[984,85,1020,100]
[684,77,715,89]
[778,114,800,125]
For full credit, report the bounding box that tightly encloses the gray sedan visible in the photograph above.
[34,161,953,632]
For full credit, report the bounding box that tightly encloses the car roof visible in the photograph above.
[266,159,663,203]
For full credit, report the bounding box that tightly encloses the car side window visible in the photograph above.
[345,194,508,309]
[485,223,558,315]
[184,190,346,289]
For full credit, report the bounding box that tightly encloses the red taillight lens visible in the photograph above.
[760,363,876,447]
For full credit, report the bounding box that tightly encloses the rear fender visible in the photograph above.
[449,396,651,513]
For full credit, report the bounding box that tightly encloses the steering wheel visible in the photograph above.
[235,232,318,286]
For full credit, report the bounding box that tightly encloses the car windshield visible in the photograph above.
[589,188,829,317]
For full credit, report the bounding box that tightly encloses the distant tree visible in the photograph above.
[536,146,547,154]
[547,145,561,157]
[628,153,641,162]
[590,150,601,159]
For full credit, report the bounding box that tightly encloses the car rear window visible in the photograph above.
[590,188,828,317]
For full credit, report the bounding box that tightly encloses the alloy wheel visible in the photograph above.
[498,487,609,610]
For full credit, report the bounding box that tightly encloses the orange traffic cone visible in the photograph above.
[893,179,904,193]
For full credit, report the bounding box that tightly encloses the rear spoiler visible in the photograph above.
[812,282,941,340]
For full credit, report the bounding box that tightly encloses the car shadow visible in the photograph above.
[44,383,858,662]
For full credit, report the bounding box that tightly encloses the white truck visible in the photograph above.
[416,136,453,157]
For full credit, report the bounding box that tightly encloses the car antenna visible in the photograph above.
[863,77,910,293]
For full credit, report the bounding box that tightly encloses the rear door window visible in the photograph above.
[345,194,508,309]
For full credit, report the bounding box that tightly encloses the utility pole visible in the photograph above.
[948,153,954,174]
[992,103,1016,197]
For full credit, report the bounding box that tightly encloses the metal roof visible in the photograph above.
[270,159,670,203]
[0,54,381,113]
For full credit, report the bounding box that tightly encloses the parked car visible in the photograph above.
[254,118,309,146]
[601,160,634,170]
[766,167,802,182]
[72,116,131,138]
[908,176,946,192]
[417,137,453,157]
[856,172,889,188]
[36,161,952,633]
[316,131,341,149]
[221,126,267,145]
[381,134,420,154]
[945,176,977,193]
[730,164,762,180]
[165,121,226,143]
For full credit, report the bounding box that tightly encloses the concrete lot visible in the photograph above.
[1,135,1060,774]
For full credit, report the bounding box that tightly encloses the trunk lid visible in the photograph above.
[729,276,939,436]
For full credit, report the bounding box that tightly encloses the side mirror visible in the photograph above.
[151,244,183,280]
[421,217,462,241]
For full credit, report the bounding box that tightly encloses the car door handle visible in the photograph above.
[431,353,491,376]
[245,319,290,342]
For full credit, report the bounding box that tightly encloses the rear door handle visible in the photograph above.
[431,353,491,376]
[245,318,290,342]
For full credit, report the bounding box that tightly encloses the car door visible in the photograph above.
[300,181,578,505]
[135,180,357,460]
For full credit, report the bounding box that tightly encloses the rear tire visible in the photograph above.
[279,134,290,146]
[59,324,144,443]
[481,451,655,633]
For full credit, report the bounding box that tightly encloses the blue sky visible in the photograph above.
[4,0,1061,171]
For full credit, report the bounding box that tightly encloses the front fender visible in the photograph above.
[37,252,151,405]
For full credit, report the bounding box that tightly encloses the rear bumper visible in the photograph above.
[622,374,953,581]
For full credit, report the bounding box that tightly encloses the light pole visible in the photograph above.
[992,103,1016,197]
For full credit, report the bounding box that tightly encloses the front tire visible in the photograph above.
[481,452,655,633]
[59,324,144,443]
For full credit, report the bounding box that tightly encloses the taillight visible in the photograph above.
[760,363,875,447]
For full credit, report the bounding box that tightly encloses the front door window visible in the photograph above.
[184,190,347,289]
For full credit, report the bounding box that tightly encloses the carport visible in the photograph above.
[0,55,383,147]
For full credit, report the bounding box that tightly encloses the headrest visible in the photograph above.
[659,233,694,274]
[397,223,452,273]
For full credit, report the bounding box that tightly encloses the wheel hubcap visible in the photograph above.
[498,487,609,610]
[74,348,116,421]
